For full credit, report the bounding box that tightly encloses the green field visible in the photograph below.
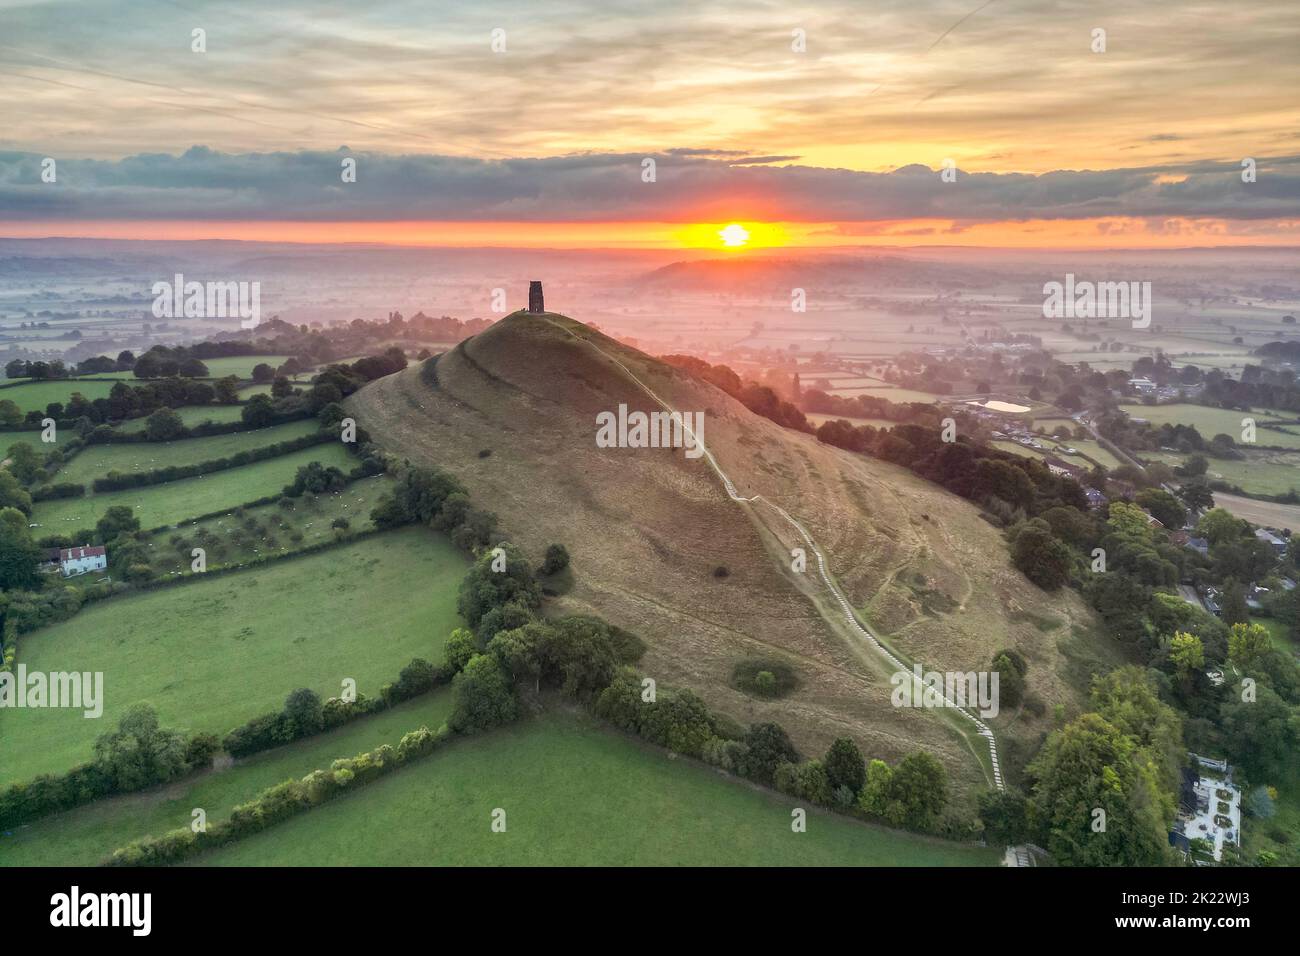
[197,356,289,379]
[0,525,467,787]
[2,428,73,450]
[147,474,394,574]
[0,691,454,867]
[829,386,942,404]
[1059,439,1123,470]
[116,403,249,431]
[1147,450,1300,497]
[51,420,322,487]
[992,440,1047,462]
[31,441,358,530]
[806,413,898,430]
[193,713,1000,867]
[1121,404,1300,448]
[0,378,118,413]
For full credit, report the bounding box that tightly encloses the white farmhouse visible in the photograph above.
[59,545,107,577]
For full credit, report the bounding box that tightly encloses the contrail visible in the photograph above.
[927,0,997,52]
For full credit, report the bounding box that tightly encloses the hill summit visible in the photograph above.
[348,311,1105,804]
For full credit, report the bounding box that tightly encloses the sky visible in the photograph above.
[1,0,1298,248]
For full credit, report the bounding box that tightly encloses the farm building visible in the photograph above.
[59,545,107,577]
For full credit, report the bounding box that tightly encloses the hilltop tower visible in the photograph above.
[528,281,544,314]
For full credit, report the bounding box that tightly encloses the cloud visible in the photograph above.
[1,147,1297,224]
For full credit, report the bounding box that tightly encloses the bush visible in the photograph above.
[731,658,799,699]
[541,543,570,575]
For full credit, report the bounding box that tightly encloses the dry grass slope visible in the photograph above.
[348,312,1114,805]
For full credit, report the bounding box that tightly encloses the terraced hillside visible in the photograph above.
[348,312,1114,803]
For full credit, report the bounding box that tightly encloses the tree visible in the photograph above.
[1228,621,1272,670]
[449,654,518,733]
[241,394,276,427]
[541,543,570,575]
[4,442,41,485]
[1010,520,1072,591]
[1136,488,1186,530]
[887,751,948,829]
[456,543,542,629]
[739,722,800,785]
[251,363,276,383]
[1168,631,1205,680]
[178,357,209,378]
[1219,579,1249,627]
[1177,478,1214,513]
[214,376,240,404]
[487,623,545,692]
[0,471,33,515]
[282,688,324,738]
[1220,686,1299,779]
[1028,712,1175,866]
[992,652,1026,709]
[444,628,477,673]
[538,616,619,702]
[857,752,948,829]
[978,789,1029,843]
[96,505,140,543]
[1197,508,1244,547]
[0,507,42,590]
[144,407,185,441]
[92,704,191,792]
[824,737,866,794]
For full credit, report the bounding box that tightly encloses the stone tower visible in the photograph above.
[528,280,544,314]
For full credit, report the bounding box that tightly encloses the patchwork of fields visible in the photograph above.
[31,441,358,530]
[192,713,999,867]
[51,419,321,486]
[0,691,455,867]
[0,525,466,786]
[116,403,249,430]
[1121,404,1300,447]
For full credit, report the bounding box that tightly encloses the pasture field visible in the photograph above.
[116,403,248,431]
[1060,439,1122,470]
[0,378,118,412]
[0,525,467,787]
[197,356,289,379]
[828,386,942,404]
[52,420,321,486]
[2,428,73,450]
[1211,492,1300,530]
[806,413,897,430]
[1147,451,1300,498]
[992,440,1047,462]
[31,441,358,530]
[194,713,1000,867]
[1121,404,1300,447]
[146,474,394,574]
[0,691,454,867]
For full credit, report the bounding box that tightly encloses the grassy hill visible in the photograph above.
[347,311,1114,806]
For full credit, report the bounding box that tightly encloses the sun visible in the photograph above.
[718,223,750,247]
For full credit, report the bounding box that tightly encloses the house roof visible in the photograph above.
[59,545,106,561]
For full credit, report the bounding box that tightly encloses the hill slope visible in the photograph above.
[348,312,1114,805]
